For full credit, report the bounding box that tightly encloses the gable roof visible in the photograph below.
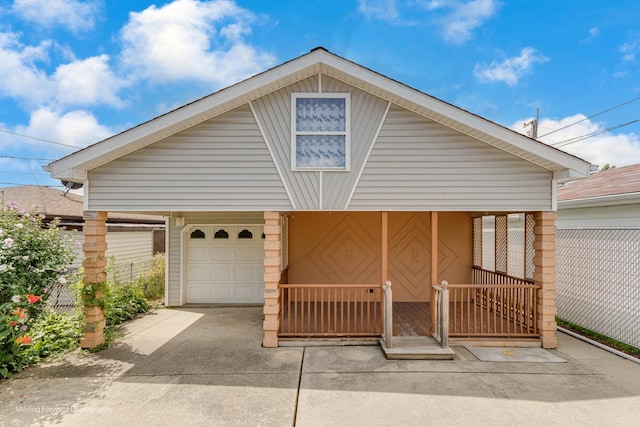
[46,47,591,183]
[0,185,164,223]
[558,163,640,207]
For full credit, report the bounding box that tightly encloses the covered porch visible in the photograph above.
[263,210,557,354]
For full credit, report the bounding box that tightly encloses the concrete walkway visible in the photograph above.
[2,307,639,426]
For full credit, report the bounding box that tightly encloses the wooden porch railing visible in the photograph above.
[432,281,449,347]
[278,284,384,337]
[447,268,540,338]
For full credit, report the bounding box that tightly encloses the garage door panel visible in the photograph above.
[212,265,233,282]
[234,286,258,301]
[233,264,260,282]
[212,246,233,262]
[189,246,210,262]
[211,286,232,301]
[187,265,209,282]
[187,286,208,302]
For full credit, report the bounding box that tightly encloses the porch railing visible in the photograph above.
[278,284,384,337]
[447,268,540,338]
[432,281,449,347]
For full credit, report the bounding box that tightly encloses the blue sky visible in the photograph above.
[1,0,639,191]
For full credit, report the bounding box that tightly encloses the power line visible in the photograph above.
[0,170,49,175]
[538,96,640,139]
[552,119,640,148]
[1,155,56,161]
[0,128,81,149]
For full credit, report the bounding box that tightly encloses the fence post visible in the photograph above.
[383,280,393,348]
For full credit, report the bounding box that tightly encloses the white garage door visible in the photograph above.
[186,225,264,304]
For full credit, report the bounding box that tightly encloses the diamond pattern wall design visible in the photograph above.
[307,214,379,283]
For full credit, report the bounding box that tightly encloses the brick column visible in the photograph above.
[263,211,282,348]
[81,211,108,349]
[533,211,557,349]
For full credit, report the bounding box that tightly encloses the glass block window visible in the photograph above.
[291,93,350,171]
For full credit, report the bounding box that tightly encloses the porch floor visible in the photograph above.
[393,302,431,336]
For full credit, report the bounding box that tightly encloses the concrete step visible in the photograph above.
[380,336,455,360]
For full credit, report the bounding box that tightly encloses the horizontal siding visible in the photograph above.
[167,211,265,306]
[88,105,292,212]
[105,231,153,263]
[68,230,154,270]
[558,204,640,228]
[349,106,553,211]
[168,219,181,306]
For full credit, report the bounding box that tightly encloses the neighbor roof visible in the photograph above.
[1,186,164,223]
[46,47,591,183]
[558,163,640,206]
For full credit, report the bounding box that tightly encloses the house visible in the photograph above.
[557,164,640,227]
[556,164,640,348]
[46,47,591,352]
[1,185,166,310]
[0,185,166,269]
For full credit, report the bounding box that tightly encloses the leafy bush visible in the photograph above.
[0,202,77,378]
[104,281,150,326]
[139,253,165,301]
[25,309,82,360]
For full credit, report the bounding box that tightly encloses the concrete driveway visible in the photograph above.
[2,307,640,426]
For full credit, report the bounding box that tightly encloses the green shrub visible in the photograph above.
[25,309,82,360]
[138,253,165,301]
[104,281,149,326]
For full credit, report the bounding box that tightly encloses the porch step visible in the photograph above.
[380,336,455,360]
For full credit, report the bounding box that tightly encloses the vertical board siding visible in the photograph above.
[88,105,292,212]
[252,75,388,210]
[166,211,265,306]
[252,76,320,210]
[320,76,389,209]
[349,106,553,211]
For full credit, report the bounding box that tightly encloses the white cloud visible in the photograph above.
[474,47,549,86]
[53,55,125,108]
[358,0,399,21]
[119,0,276,86]
[14,108,113,151]
[12,0,102,33]
[620,33,639,62]
[582,27,600,43]
[0,31,125,109]
[441,0,499,44]
[511,114,640,167]
[0,32,54,106]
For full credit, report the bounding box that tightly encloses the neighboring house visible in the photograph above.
[46,48,591,353]
[556,164,640,348]
[0,185,165,269]
[557,164,640,227]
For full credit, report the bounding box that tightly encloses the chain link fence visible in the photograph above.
[49,257,161,312]
[556,227,640,348]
